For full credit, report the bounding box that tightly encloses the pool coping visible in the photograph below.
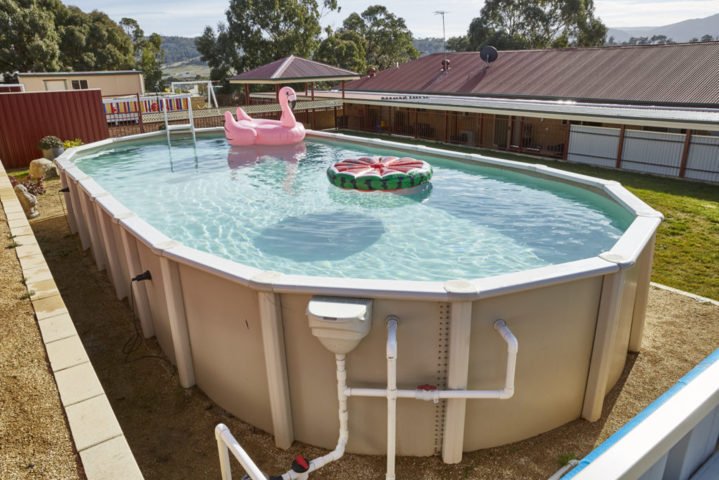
[56,128,663,302]
[0,162,143,479]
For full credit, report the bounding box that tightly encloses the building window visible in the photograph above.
[71,80,88,90]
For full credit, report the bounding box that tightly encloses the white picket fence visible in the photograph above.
[567,125,719,183]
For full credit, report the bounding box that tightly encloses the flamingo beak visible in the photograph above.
[288,92,297,110]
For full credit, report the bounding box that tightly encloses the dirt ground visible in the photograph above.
[0,195,82,479]
[26,178,719,480]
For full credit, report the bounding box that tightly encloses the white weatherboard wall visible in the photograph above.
[568,125,620,169]
[686,135,719,183]
[568,125,719,182]
[621,130,684,177]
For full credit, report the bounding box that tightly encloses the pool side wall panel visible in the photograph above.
[134,241,176,364]
[464,276,602,450]
[282,294,440,455]
[177,263,274,434]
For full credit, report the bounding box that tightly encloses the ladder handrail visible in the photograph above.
[163,94,196,147]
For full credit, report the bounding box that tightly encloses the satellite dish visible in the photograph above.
[480,45,499,64]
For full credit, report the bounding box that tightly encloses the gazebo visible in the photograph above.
[228,55,360,105]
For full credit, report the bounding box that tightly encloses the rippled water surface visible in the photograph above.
[72,135,633,281]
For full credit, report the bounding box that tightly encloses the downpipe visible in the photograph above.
[274,355,350,480]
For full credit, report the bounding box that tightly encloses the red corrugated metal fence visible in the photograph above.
[0,89,109,169]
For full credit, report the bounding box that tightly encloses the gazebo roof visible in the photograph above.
[229,56,360,84]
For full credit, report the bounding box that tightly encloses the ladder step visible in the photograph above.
[167,124,193,131]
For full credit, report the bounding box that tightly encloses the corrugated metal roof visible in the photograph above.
[347,43,719,107]
[229,56,360,84]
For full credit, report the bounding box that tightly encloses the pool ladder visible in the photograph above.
[163,94,197,147]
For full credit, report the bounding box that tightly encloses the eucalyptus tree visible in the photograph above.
[196,0,338,84]
[340,5,419,70]
[314,28,366,73]
[455,0,607,51]
[0,0,61,73]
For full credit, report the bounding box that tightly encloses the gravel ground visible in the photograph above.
[25,178,719,479]
[0,195,82,479]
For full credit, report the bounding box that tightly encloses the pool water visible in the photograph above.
[72,135,633,281]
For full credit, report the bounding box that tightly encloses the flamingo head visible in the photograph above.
[279,86,297,110]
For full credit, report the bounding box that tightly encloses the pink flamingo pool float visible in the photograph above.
[224,86,306,146]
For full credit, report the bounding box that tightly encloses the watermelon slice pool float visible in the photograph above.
[327,156,432,191]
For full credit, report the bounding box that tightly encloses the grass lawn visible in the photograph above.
[339,131,719,301]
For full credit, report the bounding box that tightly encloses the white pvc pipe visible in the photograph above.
[347,319,519,402]
[386,316,399,480]
[214,319,517,479]
[279,354,350,480]
[214,423,267,480]
[547,459,579,480]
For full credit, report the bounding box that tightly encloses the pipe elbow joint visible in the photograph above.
[499,387,515,400]
[494,319,519,353]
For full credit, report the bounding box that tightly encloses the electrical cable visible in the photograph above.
[123,278,175,373]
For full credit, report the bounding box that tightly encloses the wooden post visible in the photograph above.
[507,115,513,150]
[478,113,483,147]
[341,80,345,100]
[244,84,251,106]
[414,108,419,139]
[679,130,693,178]
[311,82,315,130]
[444,110,449,143]
[562,122,571,160]
[518,116,525,152]
[333,106,337,130]
[389,106,393,135]
[275,84,280,102]
[454,112,459,143]
[615,126,626,169]
[136,93,145,133]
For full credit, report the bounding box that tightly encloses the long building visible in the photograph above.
[324,42,719,182]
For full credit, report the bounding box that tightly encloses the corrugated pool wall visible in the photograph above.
[0,90,109,169]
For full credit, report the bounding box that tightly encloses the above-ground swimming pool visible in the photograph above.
[71,135,633,282]
[57,129,661,463]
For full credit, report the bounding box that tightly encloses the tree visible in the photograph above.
[1,0,162,84]
[0,0,61,73]
[446,36,470,52]
[314,28,366,73]
[340,6,419,70]
[700,34,714,42]
[456,0,607,51]
[196,0,337,84]
[120,18,165,91]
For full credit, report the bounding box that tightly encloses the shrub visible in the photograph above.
[38,135,63,150]
[63,138,84,148]
[9,175,45,195]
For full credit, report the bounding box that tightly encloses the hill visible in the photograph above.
[413,37,446,56]
[608,13,719,43]
[161,36,202,65]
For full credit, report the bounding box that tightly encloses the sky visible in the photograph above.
[68,0,719,38]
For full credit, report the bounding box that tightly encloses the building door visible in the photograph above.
[494,115,508,147]
[44,80,67,91]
